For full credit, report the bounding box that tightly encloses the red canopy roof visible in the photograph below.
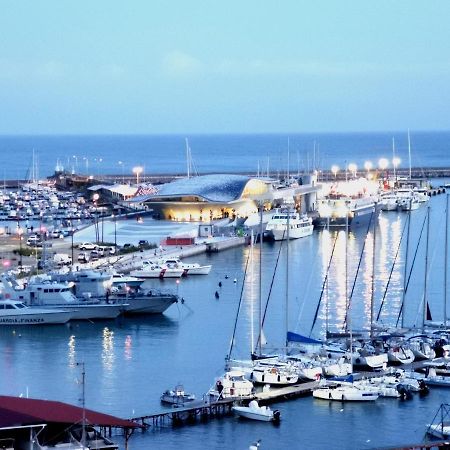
[0,396,139,429]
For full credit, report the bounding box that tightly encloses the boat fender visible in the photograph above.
[273,410,281,422]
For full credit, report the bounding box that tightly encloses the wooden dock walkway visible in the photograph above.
[130,382,319,429]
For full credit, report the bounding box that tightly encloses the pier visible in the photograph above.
[130,382,318,429]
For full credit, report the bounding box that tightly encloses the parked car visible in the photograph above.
[109,246,116,255]
[90,250,99,261]
[138,240,149,247]
[51,230,64,239]
[79,242,97,251]
[77,252,90,263]
[53,253,72,266]
[26,235,42,247]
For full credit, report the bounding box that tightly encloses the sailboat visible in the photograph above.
[312,217,379,402]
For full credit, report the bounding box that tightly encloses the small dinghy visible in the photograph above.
[233,400,280,422]
[160,385,195,405]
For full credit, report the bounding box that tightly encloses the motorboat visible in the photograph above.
[132,260,184,278]
[1,274,124,320]
[312,379,379,402]
[426,422,450,439]
[161,257,212,275]
[399,195,421,211]
[265,210,314,241]
[208,371,254,399]
[379,192,399,211]
[0,298,72,325]
[130,265,165,279]
[110,272,144,288]
[160,385,196,405]
[232,400,280,422]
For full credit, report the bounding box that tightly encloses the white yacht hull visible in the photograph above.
[271,225,313,241]
[353,352,388,370]
[35,304,123,320]
[232,406,274,422]
[0,310,72,325]
[313,384,379,401]
[130,269,164,278]
[427,423,450,439]
[184,265,212,275]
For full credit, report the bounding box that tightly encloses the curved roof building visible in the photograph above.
[133,174,270,221]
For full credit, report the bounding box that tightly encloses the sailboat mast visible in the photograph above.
[346,214,353,372]
[250,229,255,353]
[392,137,396,182]
[445,194,449,327]
[407,129,412,180]
[259,202,263,357]
[370,212,376,340]
[185,138,190,179]
[287,137,290,182]
[285,207,290,350]
[401,210,411,328]
[422,206,431,332]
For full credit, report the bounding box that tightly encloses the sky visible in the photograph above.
[1,1,450,134]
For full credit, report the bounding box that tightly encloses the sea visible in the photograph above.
[0,133,450,449]
[0,131,449,181]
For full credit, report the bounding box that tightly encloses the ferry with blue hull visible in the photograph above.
[314,196,379,228]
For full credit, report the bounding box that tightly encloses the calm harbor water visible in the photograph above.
[1,193,449,449]
[0,131,449,180]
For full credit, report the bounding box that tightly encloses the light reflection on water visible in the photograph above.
[0,194,449,449]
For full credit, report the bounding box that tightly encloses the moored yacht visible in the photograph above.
[1,274,123,320]
[315,195,378,228]
[162,257,212,275]
[265,210,314,241]
[0,298,72,325]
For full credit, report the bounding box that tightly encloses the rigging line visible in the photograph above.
[226,247,251,361]
[374,215,408,323]
[309,233,339,337]
[412,207,446,326]
[395,212,428,327]
[342,211,374,330]
[254,229,285,354]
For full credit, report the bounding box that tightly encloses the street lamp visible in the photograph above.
[348,163,357,178]
[378,158,389,171]
[112,214,117,249]
[132,166,143,185]
[71,228,75,267]
[17,223,23,268]
[118,161,124,184]
[93,193,100,243]
[331,165,339,180]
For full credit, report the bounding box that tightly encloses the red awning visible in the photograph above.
[0,396,139,429]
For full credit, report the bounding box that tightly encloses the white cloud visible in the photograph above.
[162,51,203,77]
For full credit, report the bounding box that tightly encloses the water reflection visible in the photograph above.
[124,335,132,361]
[68,334,76,367]
[102,327,115,371]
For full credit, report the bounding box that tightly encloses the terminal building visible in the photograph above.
[129,173,320,222]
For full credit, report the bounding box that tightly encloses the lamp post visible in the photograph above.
[113,214,117,250]
[132,166,143,185]
[364,161,373,178]
[71,228,75,267]
[331,165,339,180]
[93,193,100,243]
[17,222,23,268]
[348,163,357,179]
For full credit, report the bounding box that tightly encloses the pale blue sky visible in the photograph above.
[1,1,449,133]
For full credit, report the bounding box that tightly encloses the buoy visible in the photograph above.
[218,281,222,287]
[215,291,220,299]
[249,440,261,450]
[225,275,229,279]
[233,278,237,283]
